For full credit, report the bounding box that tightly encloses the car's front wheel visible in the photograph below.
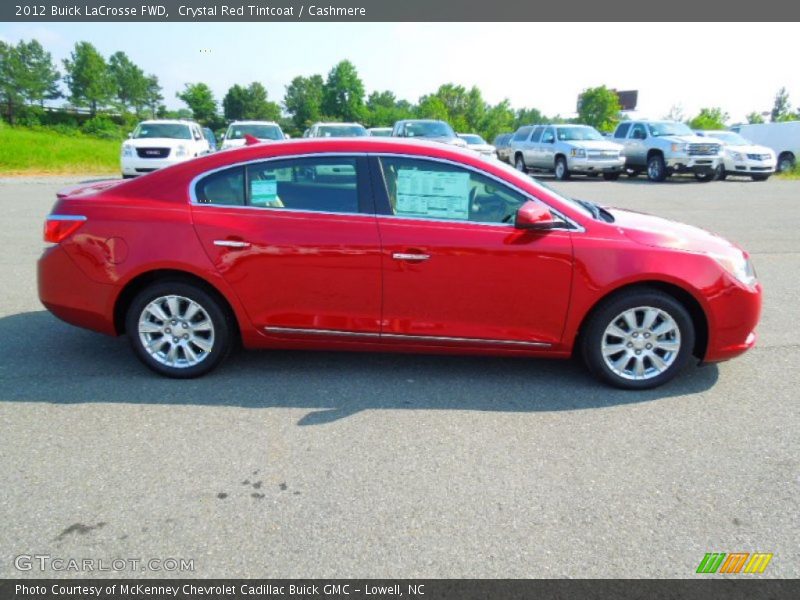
[514,154,528,173]
[554,156,570,180]
[695,169,715,182]
[581,289,695,389]
[125,281,233,378]
[646,154,667,182]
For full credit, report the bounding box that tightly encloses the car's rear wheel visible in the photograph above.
[603,172,621,181]
[777,152,795,173]
[695,170,715,182]
[646,154,667,182]
[715,165,727,181]
[581,289,695,390]
[514,154,528,173]
[126,281,233,378]
[554,156,570,180]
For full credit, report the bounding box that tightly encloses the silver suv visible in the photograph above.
[612,120,722,182]
[510,124,625,180]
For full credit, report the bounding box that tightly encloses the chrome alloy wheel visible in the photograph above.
[600,306,681,381]
[138,295,215,368]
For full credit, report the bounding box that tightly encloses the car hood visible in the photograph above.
[570,140,623,151]
[608,206,743,257]
[468,144,496,153]
[724,144,774,155]
[656,134,712,145]
[421,136,467,147]
[125,137,191,147]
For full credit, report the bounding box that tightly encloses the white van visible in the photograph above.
[730,121,799,172]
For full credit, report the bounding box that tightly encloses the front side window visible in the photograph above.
[541,128,555,143]
[630,124,647,139]
[378,157,529,225]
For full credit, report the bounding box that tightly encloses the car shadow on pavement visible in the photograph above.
[0,311,720,425]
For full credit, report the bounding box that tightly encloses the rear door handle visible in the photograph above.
[392,252,430,262]
[214,240,251,249]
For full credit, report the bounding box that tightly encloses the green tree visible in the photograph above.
[322,60,365,122]
[689,107,729,130]
[480,99,515,142]
[176,82,217,125]
[746,111,765,124]
[62,41,115,116]
[223,82,281,121]
[365,90,414,127]
[577,85,621,132]
[0,41,26,123]
[283,74,324,130]
[416,95,449,121]
[108,51,147,114]
[143,75,163,118]
[17,40,61,108]
[514,107,546,129]
[771,87,792,122]
[664,104,685,122]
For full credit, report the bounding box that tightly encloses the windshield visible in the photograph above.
[648,122,694,137]
[556,126,604,141]
[705,131,750,146]
[316,125,367,137]
[405,121,455,138]
[491,160,595,220]
[134,123,192,140]
[459,134,486,145]
[368,128,392,137]
[226,124,284,140]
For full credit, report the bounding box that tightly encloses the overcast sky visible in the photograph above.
[1,22,798,123]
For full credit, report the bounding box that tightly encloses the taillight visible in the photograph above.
[44,215,86,244]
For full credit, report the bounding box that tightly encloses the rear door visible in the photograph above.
[190,155,383,337]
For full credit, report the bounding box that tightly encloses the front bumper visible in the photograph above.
[704,281,762,363]
[120,154,190,175]
[666,155,721,173]
[567,156,625,173]
[723,156,776,175]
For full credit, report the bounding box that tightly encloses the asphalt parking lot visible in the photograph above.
[0,174,798,578]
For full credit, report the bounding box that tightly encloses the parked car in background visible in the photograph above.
[612,120,721,182]
[367,127,393,137]
[510,124,625,180]
[696,130,776,181]
[305,122,368,137]
[730,121,799,173]
[493,133,514,163]
[391,119,467,147]
[120,120,210,178]
[40,137,761,390]
[458,133,497,159]
[220,121,285,150]
[202,127,217,152]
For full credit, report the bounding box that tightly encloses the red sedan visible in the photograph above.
[38,138,761,389]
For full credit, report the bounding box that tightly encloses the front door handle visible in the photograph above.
[392,252,430,262]
[214,239,251,249]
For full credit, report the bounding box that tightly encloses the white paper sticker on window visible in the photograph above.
[395,169,470,220]
[251,179,279,207]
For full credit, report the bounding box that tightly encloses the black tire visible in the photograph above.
[751,174,770,182]
[588,172,601,178]
[514,154,528,174]
[646,154,667,182]
[554,156,570,180]
[694,170,715,182]
[715,165,727,181]
[777,152,795,173]
[125,280,233,378]
[603,172,621,181]
[581,288,696,390]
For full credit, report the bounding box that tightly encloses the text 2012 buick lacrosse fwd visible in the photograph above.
[38,138,761,389]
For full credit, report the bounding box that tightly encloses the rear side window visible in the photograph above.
[512,126,532,142]
[195,167,245,206]
[531,126,544,143]
[615,123,631,138]
[246,157,360,213]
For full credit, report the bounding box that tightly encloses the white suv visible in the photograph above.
[120,120,210,178]
[220,121,285,150]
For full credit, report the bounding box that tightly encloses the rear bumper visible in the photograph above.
[37,245,118,335]
[703,281,762,362]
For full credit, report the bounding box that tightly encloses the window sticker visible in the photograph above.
[250,178,280,207]
[395,169,470,220]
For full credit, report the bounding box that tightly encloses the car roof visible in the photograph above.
[313,122,364,127]
[227,120,280,126]
[139,120,195,125]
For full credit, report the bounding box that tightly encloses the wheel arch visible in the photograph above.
[573,280,709,360]
[113,269,241,342]
[646,148,664,161]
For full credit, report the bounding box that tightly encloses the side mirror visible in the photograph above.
[220,134,225,140]
[514,200,558,230]
[127,132,133,138]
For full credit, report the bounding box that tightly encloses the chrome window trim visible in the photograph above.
[187,150,584,232]
[264,326,551,348]
[47,214,87,221]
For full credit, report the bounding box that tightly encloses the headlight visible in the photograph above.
[121,144,133,157]
[670,143,688,153]
[713,252,757,287]
[729,151,744,161]
[175,145,189,157]
[570,148,586,158]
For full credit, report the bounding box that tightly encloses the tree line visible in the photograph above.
[1,38,799,141]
